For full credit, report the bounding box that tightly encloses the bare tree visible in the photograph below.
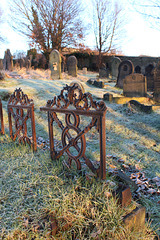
[91,0,123,68]
[9,0,86,59]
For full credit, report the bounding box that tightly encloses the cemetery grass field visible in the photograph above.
[0,69,160,239]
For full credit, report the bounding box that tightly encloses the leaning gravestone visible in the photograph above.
[153,60,160,102]
[111,57,121,78]
[123,73,147,97]
[116,60,134,88]
[49,50,61,79]
[3,49,13,71]
[67,55,77,77]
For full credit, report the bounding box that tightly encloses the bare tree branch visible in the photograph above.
[130,0,160,25]
[91,0,124,68]
[8,0,86,59]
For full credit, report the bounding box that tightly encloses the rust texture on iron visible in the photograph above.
[40,84,107,179]
[0,98,5,135]
[7,88,37,151]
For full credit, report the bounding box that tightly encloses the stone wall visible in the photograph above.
[69,53,159,74]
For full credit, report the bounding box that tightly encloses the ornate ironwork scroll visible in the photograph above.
[0,99,5,135]
[7,88,37,151]
[40,84,107,179]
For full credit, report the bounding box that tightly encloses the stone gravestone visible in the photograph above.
[49,50,61,79]
[153,60,160,102]
[111,57,121,78]
[99,63,109,78]
[67,55,77,77]
[3,49,13,71]
[123,73,147,97]
[116,60,134,89]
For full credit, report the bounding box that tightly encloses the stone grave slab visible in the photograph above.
[67,55,77,77]
[111,57,121,78]
[123,73,147,97]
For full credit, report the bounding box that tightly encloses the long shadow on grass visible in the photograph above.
[104,102,160,177]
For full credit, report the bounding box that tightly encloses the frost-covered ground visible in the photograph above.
[0,68,160,236]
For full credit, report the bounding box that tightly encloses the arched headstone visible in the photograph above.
[111,57,121,78]
[49,50,61,79]
[67,55,77,77]
[116,60,134,88]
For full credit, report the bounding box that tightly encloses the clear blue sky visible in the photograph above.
[1,0,160,58]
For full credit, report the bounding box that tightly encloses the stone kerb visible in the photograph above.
[49,50,61,79]
[116,60,134,89]
[67,55,78,77]
[123,73,147,97]
[111,57,122,78]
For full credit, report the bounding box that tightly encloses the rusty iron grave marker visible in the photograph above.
[0,98,5,135]
[7,88,37,151]
[40,84,107,179]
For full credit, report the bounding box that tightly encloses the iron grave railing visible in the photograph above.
[0,98,5,135]
[7,88,37,151]
[40,84,107,179]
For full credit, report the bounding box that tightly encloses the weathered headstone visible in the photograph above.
[111,57,122,78]
[123,73,147,97]
[49,50,61,79]
[99,63,109,78]
[3,49,13,71]
[67,55,77,77]
[153,60,160,102]
[116,60,134,88]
